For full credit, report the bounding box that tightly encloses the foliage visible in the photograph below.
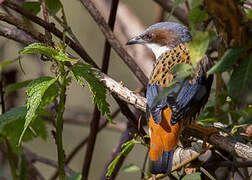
[18,76,57,145]
[67,173,82,180]
[0,0,250,179]
[106,139,135,177]
[70,63,112,122]
[20,43,79,62]
[0,107,47,152]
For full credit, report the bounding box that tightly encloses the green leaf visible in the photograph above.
[189,7,208,29]
[167,0,185,20]
[228,53,252,104]
[106,140,135,177]
[67,173,82,180]
[20,43,80,62]
[6,80,32,93]
[70,63,111,122]
[247,10,252,21]
[189,31,210,65]
[0,107,47,152]
[151,83,178,108]
[191,0,203,8]
[207,47,247,75]
[39,84,58,108]
[19,76,57,145]
[182,172,201,180]
[22,2,41,15]
[169,63,192,75]
[122,163,140,173]
[199,118,218,123]
[46,0,62,14]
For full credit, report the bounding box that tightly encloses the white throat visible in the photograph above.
[146,43,171,59]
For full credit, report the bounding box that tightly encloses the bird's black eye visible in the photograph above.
[142,33,153,41]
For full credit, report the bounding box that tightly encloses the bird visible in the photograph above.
[126,22,217,175]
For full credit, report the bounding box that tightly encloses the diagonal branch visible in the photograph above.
[79,0,148,85]
[2,0,98,68]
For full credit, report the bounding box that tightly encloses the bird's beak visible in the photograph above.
[126,36,145,45]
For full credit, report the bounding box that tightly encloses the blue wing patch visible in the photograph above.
[146,84,167,124]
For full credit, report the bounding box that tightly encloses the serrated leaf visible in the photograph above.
[20,43,80,62]
[0,107,47,152]
[19,76,57,145]
[70,63,111,122]
[122,163,140,173]
[22,2,41,15]
[189,7,208,29]
[39,84,58,108]
[67,173,82,180]
[228,54,252,104]
[106,140,135,177]
[6,80,32,93]
[189,31,210,65]
[46,0,62,14]
[182,172,201,180]
[207,47,247,75]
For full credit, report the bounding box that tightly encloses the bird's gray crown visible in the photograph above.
[144,22,192,43]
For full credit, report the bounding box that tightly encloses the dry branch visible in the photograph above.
[0,23,251,171]
[80,0,148,85]
[92,0,154,77]
[153,0,189,25]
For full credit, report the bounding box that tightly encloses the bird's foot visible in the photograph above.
[188,124,219,150]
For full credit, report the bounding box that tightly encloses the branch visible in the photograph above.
[92,0,154,77]
[153,0,189,25]
[0,23,39,45]
[23,148,75,176]
[82,0,119,178]
[79,0,148,85]
[1,22,251,165]
[2,0,98,68]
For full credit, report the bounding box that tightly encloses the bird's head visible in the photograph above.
[126,22,191,59]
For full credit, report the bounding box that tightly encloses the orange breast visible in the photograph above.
[149,107,181,161]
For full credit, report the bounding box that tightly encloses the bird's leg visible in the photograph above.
[188,124,219,149]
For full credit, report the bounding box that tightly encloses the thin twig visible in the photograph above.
[41,0,52,44]
[23,148,74,176]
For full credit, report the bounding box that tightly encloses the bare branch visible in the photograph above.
[92,0,154,77]
[153,0,189,25]
[2,0,98,68]
[23,148,75,176]
[79,0,148,85]
[0,23,38,45]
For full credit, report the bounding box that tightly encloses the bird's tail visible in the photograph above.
[148,107,181,174]
[150,150,174,174]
